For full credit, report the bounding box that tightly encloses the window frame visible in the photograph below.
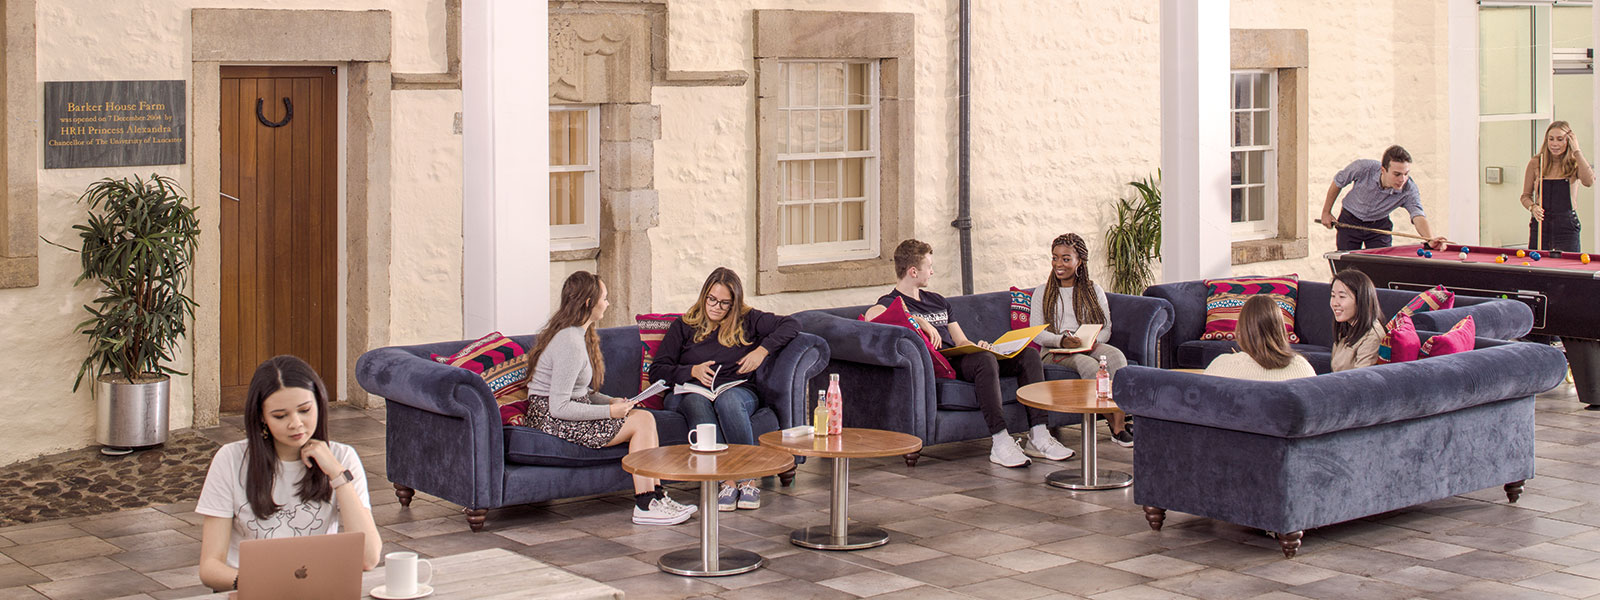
[548,104,601,251]
[775,59,881,266]
[1229,69,1279,241]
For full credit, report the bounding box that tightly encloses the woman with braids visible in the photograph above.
[1029,233,1133,447]
[523,271,695,525]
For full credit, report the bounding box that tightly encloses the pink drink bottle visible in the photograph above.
[1095,355,1112,400]
[826,373,843,435]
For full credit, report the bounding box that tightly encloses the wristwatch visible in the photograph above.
[330,468,354,489]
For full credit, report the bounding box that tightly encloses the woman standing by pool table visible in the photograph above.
[1522,121,1596,253]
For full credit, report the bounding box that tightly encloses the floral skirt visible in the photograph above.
[524,395,626,449]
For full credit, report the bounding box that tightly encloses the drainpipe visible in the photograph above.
[953,0,974,295]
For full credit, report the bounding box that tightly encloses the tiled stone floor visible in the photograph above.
[5,384,1600,599]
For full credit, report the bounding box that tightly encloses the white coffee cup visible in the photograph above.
[384,551,433,596]
[687,423,718,450]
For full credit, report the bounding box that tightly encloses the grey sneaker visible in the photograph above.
[717,483,738,512]
[633,498,693,525]
[737,482,761,510]
[660,493,698,515]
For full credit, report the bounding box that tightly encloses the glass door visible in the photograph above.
[1478,5,1551,249]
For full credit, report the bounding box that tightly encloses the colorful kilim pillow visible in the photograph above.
[1376,313,1421,365]
[636,313,684,410]
[862,298,957,379]
[1421,315,1475,358]
[499,400,530,426]
[1378,285,1454,362]
[1008,287,1033,330]
[1201,275,1300,343]
[432,331,528,400]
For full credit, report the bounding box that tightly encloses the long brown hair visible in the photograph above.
[1236,295,1297,370]
[243,355,332,519]
[527,271,606,390]
[1040,233,1107,333]
[1331,269,1383,347]
[683,267,752,347]
[1538,121,1581,182]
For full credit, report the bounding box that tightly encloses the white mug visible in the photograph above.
[384,551,433,596]
[687,423,718,450]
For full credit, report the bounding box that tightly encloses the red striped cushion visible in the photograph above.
[636,313,684,410]
[432,331,528,401]
[1200,275,1300,343]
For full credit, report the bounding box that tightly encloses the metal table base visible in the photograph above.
[1047,415,1132,491]
[657,480,766,576]
[789,457,890,550]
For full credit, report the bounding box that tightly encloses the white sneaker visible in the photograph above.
[1025,434,1076,461]
[660,493,698,516]
[989,435,1032,468]
[633,498,694,525]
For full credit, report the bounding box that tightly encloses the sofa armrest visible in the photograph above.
[751,332,831,430]
[355,347,505,509]
[1412,300,1534,340]
[1143,281,1212,368]
[1107,294,1175,367]
[794,311,934,373]
[1113,341,1566,438]
[795,310,939,439]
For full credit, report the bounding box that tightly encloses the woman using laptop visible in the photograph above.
[197,355,382,592]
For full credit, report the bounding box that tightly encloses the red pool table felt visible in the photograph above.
[1352,243,1600,272]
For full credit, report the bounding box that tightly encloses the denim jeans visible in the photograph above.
[667,386,761,445]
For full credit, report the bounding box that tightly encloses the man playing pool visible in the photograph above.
[1320,145,1448,251]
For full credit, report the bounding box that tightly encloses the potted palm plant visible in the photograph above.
[51,174,200,455]
[1104,172,1162,295]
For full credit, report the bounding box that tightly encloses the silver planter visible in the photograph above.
[96,374,170,453]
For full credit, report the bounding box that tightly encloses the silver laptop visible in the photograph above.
[234,531,364,600]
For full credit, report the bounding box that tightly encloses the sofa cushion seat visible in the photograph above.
[934,366,1082,411]
[1177,340,1332,374]
[505,408,692,467]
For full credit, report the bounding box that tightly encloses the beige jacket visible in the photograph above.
[1331,321,1385,372]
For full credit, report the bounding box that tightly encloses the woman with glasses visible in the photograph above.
[649,267,800,512]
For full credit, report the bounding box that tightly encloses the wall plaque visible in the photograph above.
[44,80,186,169]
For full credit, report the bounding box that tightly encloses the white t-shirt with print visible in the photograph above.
[195,439,371,568]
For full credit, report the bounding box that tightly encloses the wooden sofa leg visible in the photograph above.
[778,467,796,486]
[464,508,489,532]
[1278,530,1304,558]
[1505,480,1525,503]
[1143,506,1166,531]
[903,452,920,467]
[395,484,414,508]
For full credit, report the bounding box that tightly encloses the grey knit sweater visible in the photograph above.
[525,326,615,420]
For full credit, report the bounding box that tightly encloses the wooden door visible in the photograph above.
[219,66,339,411]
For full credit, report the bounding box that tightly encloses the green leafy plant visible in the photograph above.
[1104,172,1162,295]
[46,174,200,390]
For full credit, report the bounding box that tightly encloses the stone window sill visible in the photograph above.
[551,247,601,262]
[1232,237,1307,265]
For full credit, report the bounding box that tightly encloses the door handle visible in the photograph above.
[221,192,241,202]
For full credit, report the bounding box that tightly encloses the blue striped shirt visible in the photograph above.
[1333,159,1424,222]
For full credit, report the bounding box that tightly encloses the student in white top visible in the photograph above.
[1203,295,1317,381]
[196,355,382,592]
[1030,233,1132,447]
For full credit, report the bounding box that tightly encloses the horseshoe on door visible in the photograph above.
[256,97,293,128]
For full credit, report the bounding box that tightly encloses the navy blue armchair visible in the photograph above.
[795,290,1174,463]
[355,327,829,531]
[1145,279,1535,372]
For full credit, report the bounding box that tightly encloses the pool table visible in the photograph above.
[1328,243,1599,407]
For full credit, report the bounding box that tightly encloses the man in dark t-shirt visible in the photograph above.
[863,240,1073,468]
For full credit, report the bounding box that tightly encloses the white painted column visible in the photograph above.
[463,0,549,338]
[1447,0,1480,246]
[1160,0,1231,281]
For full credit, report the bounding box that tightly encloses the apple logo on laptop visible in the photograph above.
[294,566,308,580]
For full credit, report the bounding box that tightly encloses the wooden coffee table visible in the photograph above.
[758,428,923,550]
[1015,380,1132,491]
[621,444,794,577]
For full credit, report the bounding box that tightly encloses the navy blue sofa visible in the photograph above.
[1115,336,1565,557]
[1144,279,1536,372]
[795,290,1174,462]
[355,327,829,532]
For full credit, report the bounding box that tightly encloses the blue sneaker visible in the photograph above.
[737,482,760,510]
[718,483,738,512]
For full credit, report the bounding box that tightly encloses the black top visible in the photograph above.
[649,309,800,387]
[1542,179,1574,214]
[876,289,953,349]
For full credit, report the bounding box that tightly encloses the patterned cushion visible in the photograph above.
[431,331,527,400]
[1377,313,1421,365]
[1422,316,1475,358]
[1008,287,1033,329]
[636,313,684,410]
[500,400,530,426]
[862,298,957,379]
[1201,275,1300,343]
[1379,285,1455,361]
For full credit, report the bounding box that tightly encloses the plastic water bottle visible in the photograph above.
[1095,355,1112,400]
[813,390,831,436]
[826,373,843,435]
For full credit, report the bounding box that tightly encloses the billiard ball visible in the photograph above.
[1517,249,1527,258]
[1458,251,1469,261]
[1584,254,1592,264]
[1462,247,1472,253]
[1496,255,1507,263]
[1523,261,1531,266]
[1417,248,1427,257]
[1424,251,1433,258]
[1531,252,1542,261]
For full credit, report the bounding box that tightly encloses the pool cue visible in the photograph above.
[1536,152,1546,251]
[1313,219,1443,244]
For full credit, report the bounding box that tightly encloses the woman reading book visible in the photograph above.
[1030,233,1132,447]
[651,267,800,512]
[525,271,695,525]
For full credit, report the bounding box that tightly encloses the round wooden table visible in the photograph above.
[758,428,924,551]
[622,445,794,576]
[1015,380,1132,491]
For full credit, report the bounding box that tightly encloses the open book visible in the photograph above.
[672,366,748,401]
[1044,324,1103,355]
[939,325,1048,359]
[624,379,670,404]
